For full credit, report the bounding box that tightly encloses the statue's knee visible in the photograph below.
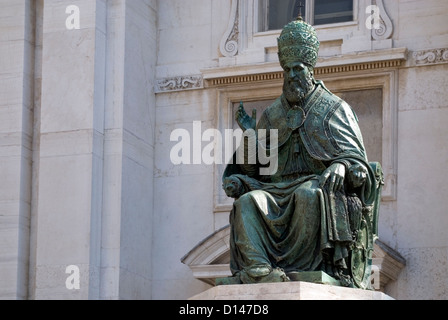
[293,181,320,201]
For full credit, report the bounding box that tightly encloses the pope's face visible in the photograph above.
[282,61,315,105]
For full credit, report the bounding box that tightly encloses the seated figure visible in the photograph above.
[222,17,383,289]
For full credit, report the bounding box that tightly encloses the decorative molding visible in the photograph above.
[372,240,406,291]
[413,48,448,65]
[318,59,402,74]
[209,72,283,87]
[219,0,239,57]
[155,75,203,93]
[206,60,403,87]
[181,225,230,265]
[372,0,394,41]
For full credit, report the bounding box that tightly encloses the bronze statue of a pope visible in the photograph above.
[222,17,383,289]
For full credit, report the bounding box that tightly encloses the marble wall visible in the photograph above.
[153,0,448,300]
[0,0,35,299]
[392,64,448,299]
[1,0,447,300]
[1,0,157,299]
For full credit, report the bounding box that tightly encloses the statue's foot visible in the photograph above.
[333,267,355,288]
[245,265,272,278]
[240,266,290,284]
[338,274,354,288]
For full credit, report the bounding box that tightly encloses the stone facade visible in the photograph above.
[0,0,447,300]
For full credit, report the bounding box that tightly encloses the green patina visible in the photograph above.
[221,17,383,290]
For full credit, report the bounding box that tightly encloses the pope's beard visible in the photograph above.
[283,72,315,106]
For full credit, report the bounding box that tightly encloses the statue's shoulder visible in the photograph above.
[264,96,284,116]
[312,81,355,116]
[258,96,285,128]
[316,80,359,122]
[315,81,340,103]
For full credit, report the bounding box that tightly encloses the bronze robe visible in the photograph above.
[223,82,377,278]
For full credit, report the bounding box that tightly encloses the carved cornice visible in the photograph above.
[209,72,283,87]
[413,48,448,65]
[205,59,403,87]
[156,51,408,92]
[155,75,203,93]
[203,48,407,87]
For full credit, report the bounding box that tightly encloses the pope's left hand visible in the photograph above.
[319,163,346,193]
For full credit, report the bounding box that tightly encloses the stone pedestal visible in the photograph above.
[189,281,394,300]
[215,271,342,286]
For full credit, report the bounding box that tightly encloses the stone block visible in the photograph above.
[190,281,394,300]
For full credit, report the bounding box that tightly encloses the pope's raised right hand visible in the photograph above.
[236,102,256,132]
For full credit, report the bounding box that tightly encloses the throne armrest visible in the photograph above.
[369,162,384,189]
[368,162,384,240]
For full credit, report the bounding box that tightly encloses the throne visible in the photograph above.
[349,161,384,289]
